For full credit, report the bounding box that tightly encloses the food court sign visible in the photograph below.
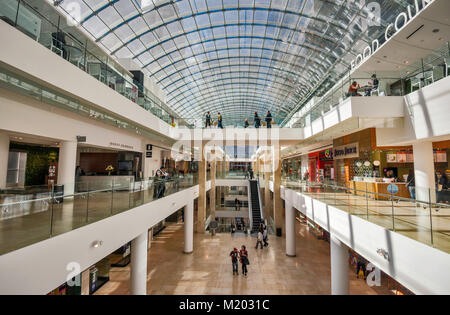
[333,143,359,160]
[351,0,434,70]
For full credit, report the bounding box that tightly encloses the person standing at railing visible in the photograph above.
[217,112,223,129]
[347,81,362,97]
[205,112,212,128]
[406,169,415,200]
[437,172,449,204]
[265,110,272,128]
[155,166,169,199]
[365,74,379,96]
[254,112,261,128]
[244,118,249,128]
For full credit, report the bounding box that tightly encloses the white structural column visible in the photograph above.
[130,231,148,295]
[0,134,10,189]
[330,236,349,295]
[285,192,296,257]
[413,141,436,203]
[184,199,194,254]
[57,141,78,195]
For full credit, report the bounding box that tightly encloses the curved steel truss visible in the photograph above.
[53,0,411,126]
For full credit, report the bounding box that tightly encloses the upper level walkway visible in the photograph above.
[0,176,210,294]
[274,179,450,294]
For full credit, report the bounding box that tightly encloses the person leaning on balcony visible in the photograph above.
[254,112,261,128]
[406,169,415,200]
[217,112,223,129]
[265,110,273,128]
[347,81,362,97]
[205,111,212,128]
[365,74,379,96]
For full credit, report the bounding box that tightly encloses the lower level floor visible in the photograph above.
[95,221,395,295]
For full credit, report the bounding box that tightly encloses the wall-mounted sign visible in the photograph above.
[109,142,134,151]
[319,149,333,161]
[333,143,359,160]
[76,136,87,143]
[146,152,153,158]
[146,144,153,151]
[351,0,433,70]
[387,154,397,163]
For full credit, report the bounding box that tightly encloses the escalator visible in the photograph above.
[248,179,264,233]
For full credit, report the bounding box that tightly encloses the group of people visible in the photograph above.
[229,246,249,276]
[204,111,273,129]
[228,223,268,276]
[205,112,223,129]
[244,168,255,180]
[245,111,273,129]
[347,74,379,97]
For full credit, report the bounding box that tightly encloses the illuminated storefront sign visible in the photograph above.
[333,143,359,160]
[351,0,434,69]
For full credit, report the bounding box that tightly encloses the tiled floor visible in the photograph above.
[95,221,392,295]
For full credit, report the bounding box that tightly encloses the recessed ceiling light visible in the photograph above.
[404,61,409,64]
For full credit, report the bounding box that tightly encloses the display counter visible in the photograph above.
[351,180,410,200]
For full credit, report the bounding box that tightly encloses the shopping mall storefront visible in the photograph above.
[333,129,450,201]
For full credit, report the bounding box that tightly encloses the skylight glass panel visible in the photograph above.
[50,0,413,124]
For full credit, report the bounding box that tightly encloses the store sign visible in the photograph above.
[333,143,359,160]
[109,142,134,150]
[350,0,434,69]
[146,144,153,151]
[76,136,87,143]
[146,151,153,158]
[319,149,333,161]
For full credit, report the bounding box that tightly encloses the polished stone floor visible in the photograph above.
[95,222,392,295]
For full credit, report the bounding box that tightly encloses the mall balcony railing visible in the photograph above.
[287,41,450,129]
[0,174,199,256]
[0,65,174,142]
[216,171,249,180]
[0,0,187,128]
[280,178,450,254]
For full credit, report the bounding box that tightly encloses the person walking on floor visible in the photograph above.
[263,225,269,247]
[356,255,367,280]
[239,245,249,276]
[230,248,239,275]
[256,230,264,249]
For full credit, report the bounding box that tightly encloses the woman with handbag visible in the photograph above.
[239,245,249,277]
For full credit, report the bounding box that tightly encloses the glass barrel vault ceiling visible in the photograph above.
[50,0,413,126]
